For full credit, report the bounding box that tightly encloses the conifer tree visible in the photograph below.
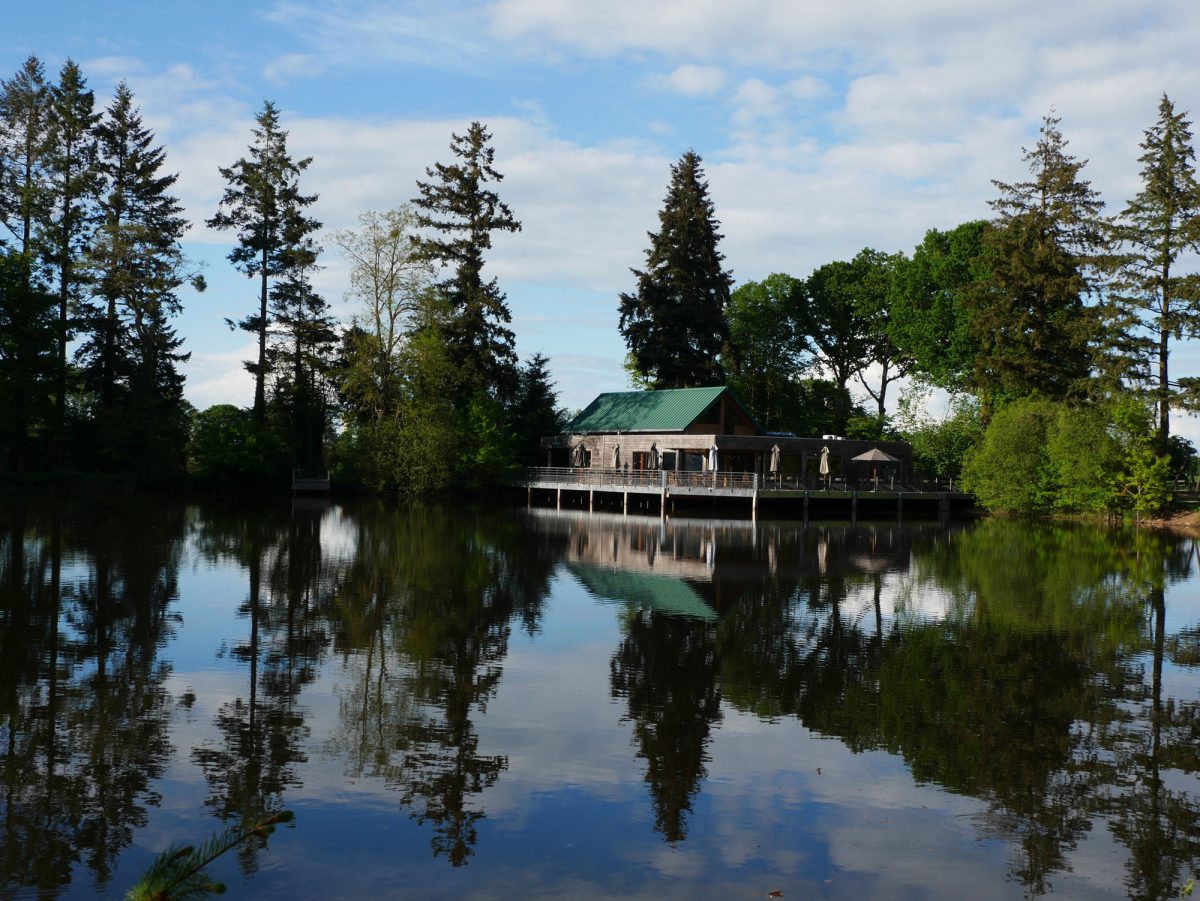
[208,100,320,421]
[79,81,197,470]
[619,150,731,389]
[42,58,100,435]
[969,115,1106,406]
[268,261,336,473]
[1111,94,1200,447]
[0,55,50,260]
[412,121,521,401]
[0,250,56,472]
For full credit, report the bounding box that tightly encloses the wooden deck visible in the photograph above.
[512,467,971,519]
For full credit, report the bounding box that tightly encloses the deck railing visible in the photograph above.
[519,467,960,494]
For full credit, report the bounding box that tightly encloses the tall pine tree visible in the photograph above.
[79,81,196,471]
[208,100,320,421]
[42,59,100,438]
[268,261,336,474]
[1111,94,1200,447]
[619,150,731,389]
[969,114,1106,407]
[0,55,50,260]
[412,121,521,401]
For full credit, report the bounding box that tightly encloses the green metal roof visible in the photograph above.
[567,386,731,433]
[569,564,718,622]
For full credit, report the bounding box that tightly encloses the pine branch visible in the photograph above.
[124,810,295,901]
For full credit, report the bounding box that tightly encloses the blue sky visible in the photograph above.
[7,0,1200,433]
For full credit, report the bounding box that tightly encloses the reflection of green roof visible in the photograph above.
[567,386,735,433]
[570,564,718,622]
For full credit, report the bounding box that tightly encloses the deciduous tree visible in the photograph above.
[725,273,807,431]
[331,206,432,420]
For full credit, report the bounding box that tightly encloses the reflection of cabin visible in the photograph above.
[543,386,912,483]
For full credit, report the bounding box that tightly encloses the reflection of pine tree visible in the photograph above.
[1103,588,1200,901]
[0,496,179,895]
[611,610,722,843]
[191,504,330,874]
[324,504,555,866]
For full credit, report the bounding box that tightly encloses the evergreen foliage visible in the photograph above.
[124,810,294,901]
[0,54,50,258]
[968,115,1106,406]
[1110,95,1200,446]
[207,101,320,421]
[42,59,101,438]
[619,150,731,389]
[77,81,196,472]
[267,262,336,474]
[0,250,56,471]
[412,122,521,401]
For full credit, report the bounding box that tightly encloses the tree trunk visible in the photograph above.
[255,250,268,421]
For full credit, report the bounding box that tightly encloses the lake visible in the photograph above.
[1,492,1198,899]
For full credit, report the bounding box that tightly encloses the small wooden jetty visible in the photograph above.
[291,471,331,494]
[513,466,972,520]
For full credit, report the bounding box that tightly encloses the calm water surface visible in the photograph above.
[1,493,1199,899]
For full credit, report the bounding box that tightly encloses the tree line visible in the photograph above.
[4,51,1199,513]
[619,102,1200,515]
[0,55,562,492]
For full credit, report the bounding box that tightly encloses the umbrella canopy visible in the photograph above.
[819,445,831,476]
[708,444,718,471]
[649,443,660,469]
[769,444,781,473]
[851,447,900,463]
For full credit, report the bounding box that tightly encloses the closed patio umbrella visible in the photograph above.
[819,445,831,482]
[769,444,781,473]
[708,443,718,471]
[649,443,660,469]
[612,444,620,469]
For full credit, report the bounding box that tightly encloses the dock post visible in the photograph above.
[623,490,628,515]
[660,470,667,519]
[527,485,532,508]
[751,472,758,521]
[556,487,561,510]
[851,491,858,525]
[803,491,809,522]
[589,489,594,512]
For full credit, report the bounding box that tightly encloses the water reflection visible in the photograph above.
[0,498,1198,898]
[0,494,181,896]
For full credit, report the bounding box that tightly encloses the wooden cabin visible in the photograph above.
[542,386,912,486]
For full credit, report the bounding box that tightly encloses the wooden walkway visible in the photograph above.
[513,467,971,519]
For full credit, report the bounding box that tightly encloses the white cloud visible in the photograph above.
[657,64,725,97]
[263,52,320,84]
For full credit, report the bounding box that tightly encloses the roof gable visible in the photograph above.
[567,386,757,433]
